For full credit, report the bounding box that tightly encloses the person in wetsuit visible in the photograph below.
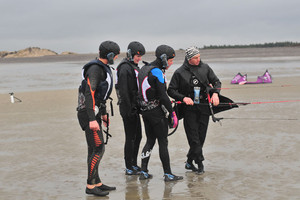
[77,40,120,197]
[137,45,183,182]
[167,46,221,174]
[115,41,145,175]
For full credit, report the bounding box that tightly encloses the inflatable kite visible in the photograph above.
[231,70,272,85]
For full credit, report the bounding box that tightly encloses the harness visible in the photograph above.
[77,59,114,144]
[77,59,113,110]
[137,65,161,111]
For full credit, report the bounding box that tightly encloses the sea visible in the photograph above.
[1,56,300,94]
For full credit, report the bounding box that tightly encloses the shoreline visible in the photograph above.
[1,47,300,64]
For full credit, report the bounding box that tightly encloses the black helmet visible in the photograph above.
[155,45,175,69]
[99,41,120,64]
[127,41,145,57]
[155,45,175,60]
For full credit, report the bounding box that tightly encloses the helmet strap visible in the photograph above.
[160,54,168,69]
[126,49,133,61]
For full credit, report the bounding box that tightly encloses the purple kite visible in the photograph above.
[231,70,272,85]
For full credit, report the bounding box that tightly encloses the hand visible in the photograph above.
[170,111,178,128]
[183,97,194,105]
[101,115,110,127]
[211,93,220,106]
[89,120,100,131]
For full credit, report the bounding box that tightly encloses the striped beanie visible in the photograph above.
[185,46,200,60]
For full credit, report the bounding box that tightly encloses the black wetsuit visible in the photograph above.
[167,59,221,165]
[137,59,173,174]
[77,59,113,185]
[115,58,142,170]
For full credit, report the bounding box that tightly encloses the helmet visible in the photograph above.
[99,40,120,60]
[155,45,175,60]
[155,45,175,69]
[127,41,145,57]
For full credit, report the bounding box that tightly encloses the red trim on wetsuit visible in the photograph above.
[87,77,96,111]
[89,154,100,177]
[93,130,102,147]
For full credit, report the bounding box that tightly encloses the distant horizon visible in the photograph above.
[1,41,300,55]
[2,1,299,54]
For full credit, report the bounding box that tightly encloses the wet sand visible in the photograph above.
[0,48,300,199]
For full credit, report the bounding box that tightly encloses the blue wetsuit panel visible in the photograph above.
[151,68,164,84]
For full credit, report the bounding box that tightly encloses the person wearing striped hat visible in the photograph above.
[167,46,221,174]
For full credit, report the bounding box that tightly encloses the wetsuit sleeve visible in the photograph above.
[84,65,107,121]
[207,66,221,94]
[117,64,133,116]
[167,70,186,101]
[150,68,173,113]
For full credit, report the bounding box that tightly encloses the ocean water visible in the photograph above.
[0,62,84,94]
[0,57,300,94]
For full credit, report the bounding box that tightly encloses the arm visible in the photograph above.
[117,65,133,116]
[207,66,221,106]
[150,68,173,113]
[167,71,194,105]
[84,65,107,130]
[207,66,221,94]
[167,72,185,101]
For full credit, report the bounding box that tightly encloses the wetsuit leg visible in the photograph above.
[183,110,198,162]
[196,113,209,164]
[133,115,142,166]
[141,110,171,174]
[183,110,209,164]
[140,115,156,172]
[155,117,171,174]
[85,121,105,185]
[122,114,142,169]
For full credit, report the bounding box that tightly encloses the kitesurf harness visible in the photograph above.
[137,64,162,112]
[77,59,114,144]
[77,59,114,111]
[82,59,113,101]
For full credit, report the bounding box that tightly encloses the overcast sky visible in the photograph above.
[1,0,299,53]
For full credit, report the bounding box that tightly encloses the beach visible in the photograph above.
[0,48,300,199]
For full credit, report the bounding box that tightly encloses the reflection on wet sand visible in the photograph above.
[185,172,206,199]
[124,175,185,200]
